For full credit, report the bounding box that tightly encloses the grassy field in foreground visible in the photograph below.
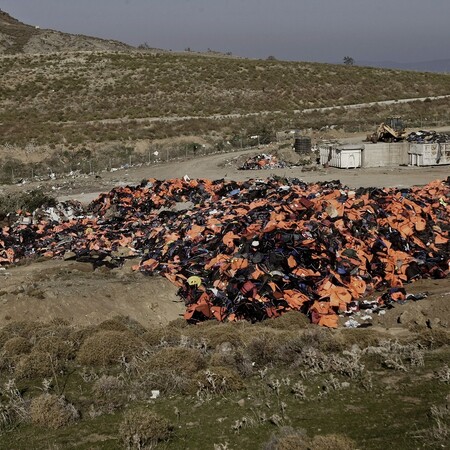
[0,314,449,449]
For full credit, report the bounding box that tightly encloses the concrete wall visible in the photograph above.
[409,143,450,166]
[361,142,409,167]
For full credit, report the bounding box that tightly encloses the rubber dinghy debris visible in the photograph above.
[0,177,449,327]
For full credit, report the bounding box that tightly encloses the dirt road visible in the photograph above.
[57,146,450,204]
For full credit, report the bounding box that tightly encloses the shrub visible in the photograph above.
[260,311,310,330]
[200,323,244,348]
[133,370,193,396]
[209,345,253,377]
[119,409,172,449]
[34,336,74,360]
[77,330,143,366]
[97,316,147,336]
[195,366,244,394]
[309,434,357,450]
[2,337,32,356]
[14,351,60,380]
[263,426,308,449]
[30,394,79,429]
[143,347,205,375]
[244,329,291,366]
[263,428,356,450]
[91,375,127,413]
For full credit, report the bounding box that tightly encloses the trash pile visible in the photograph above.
[0,177,449,327]
[407,130,450,143]
[239,154,292,170]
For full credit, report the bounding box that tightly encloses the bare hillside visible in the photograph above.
[0,9,133,54]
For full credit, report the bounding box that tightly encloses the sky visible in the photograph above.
[1,0,449,63]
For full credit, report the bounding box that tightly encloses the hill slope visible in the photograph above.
[0,9,133,54]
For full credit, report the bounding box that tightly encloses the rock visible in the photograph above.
[111,246,133,258]
[67,262,94,273]
[237,398,246,407]
[397,306,427,327]
[216,341,234,354]
[63,251,77,261]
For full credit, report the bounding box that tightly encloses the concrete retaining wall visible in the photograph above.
[361,142,410,167]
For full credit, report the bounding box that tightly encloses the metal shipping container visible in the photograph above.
[319,144,362,168]
[409,143,450,166]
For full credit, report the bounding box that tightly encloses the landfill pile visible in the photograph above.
[0,177,449,327]
[239,154,292,170]
[407,130,450,143]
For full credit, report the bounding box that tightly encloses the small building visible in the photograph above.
[409,143,450,166]
[319,144,362,168]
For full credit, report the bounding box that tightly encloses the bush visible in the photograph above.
[0,189,56,218]
[0,321,45,347]
[15,351,61,379]
[263,428,356,450]
[259,311,310,330]
[77,330,143,366]
[91,375,127,413]
[133,370,193,396]
[144,347,205,375]
[209,344,253,377]
[142,328,180,347]
[2,337,32,356]
[119,409,172,449]
[34,336,74,361]
[97,315,147,336]
[195,366,244,394]
[263,426,308,449]
[244,329,291,366]
[200,323,244,348]
[309,434,357,450]
[30,394,79,429]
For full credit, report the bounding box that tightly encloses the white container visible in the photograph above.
[319,144,362,168]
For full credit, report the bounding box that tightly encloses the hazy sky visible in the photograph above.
[1,0,449,63]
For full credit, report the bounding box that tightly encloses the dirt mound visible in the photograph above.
[0,259,184,327]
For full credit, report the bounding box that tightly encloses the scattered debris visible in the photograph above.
[238,154,293,170]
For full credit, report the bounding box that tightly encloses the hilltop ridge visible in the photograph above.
[0,9,134,54]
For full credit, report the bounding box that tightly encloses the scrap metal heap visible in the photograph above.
[407,130,450,144]
[1,177,449,327]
